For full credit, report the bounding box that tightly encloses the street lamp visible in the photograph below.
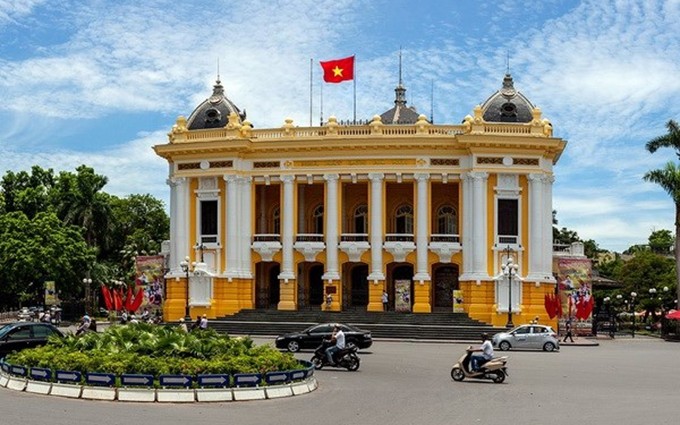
[630,291,637,338]
[179,256,192,322]
[501,247,518,328]
[82,277,92,314]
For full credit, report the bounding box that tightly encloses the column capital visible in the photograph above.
[238,175,253,183]
[167,177,186,187]
[527,173,545,182]
[323,173,340,182]
[368,173,385,181]
[465,171,489,181]
[223,174,239,183]
[281,174,296,183]
[414,173,430,182]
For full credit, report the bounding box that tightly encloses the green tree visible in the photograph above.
[643,161,680,314]
[648,229,674,255]
[0,166,57,219]
[0,211,96,307]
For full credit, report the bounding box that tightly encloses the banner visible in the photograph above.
[135,255,165,313]
[44,281,58,306]
[453,290,464,313]
[394,280,411,313]
[556,257,593,323]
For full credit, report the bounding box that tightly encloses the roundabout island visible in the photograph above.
[0,323,316,402]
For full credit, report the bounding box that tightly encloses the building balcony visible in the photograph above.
[294,234,325,261]
[339,233,370,262]
[384,233,415,262]
[251,234,282,262]
[429,234,462,263]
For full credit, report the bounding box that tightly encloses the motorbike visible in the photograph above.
[450,347,509,384]
[311,339,361,371]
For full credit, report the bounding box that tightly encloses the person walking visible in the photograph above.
[382,290,389,312]
[563,318,575,343]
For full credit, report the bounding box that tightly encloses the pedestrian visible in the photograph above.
[563,318,574,343]
[190,315,201,331]
[382,290,389,312]
[75,314,91,336]
[178,317,188,332]
[199,313,208,330]
[325,293,333,309]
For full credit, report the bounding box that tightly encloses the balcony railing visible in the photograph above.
[253,234,281,242]
[430,234,460,243]
[497,235,518,245]
[341,233,369,242]
[385,233,415,242]
[200,235,218,244]
[296,233,324,242]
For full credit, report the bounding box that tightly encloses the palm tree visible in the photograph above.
[646,120,680,157]
[643,162,680,311]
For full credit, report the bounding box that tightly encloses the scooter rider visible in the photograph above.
[325,324,345,365]
[470,333,494,372]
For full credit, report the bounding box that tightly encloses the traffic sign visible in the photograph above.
[265,371,289,385]
[197,374,230,388]
[289,369,306,381]
[120,374,154,387]
[10,365,27,376]
[159,374,192,388]
[30,368,52,381]
[86,372,115,386]
[56,370,82,383]
[233,373,262,387]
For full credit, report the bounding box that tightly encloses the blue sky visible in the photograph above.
[0,0,679,252]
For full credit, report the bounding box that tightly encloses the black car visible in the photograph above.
[0,322,64,358]
[275,323,372,353]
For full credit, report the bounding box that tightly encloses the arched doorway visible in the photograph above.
[433,264,459,310]
[256,262,280,309]
[308,264,325,307]
[350,264,369,308]
[389,263,414,312]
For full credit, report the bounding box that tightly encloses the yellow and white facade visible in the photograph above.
[154,74,567,327]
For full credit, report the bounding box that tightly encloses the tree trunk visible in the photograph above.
[675,205,680,311]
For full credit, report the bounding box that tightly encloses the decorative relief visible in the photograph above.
[477,157,503,165]
[292,159,416,167]
[254,161,281,169]
[198,177,218,191]
[210,160,233,168]
[514,158,539,166]
[431,158,459,166]
[178,162,201,170]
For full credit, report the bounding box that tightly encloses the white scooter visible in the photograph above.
[450,347,509,384]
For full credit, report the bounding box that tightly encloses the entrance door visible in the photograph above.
[256,262,280,309]
[309,264,325,306]
[268,264,280,308]
[351,264,369,307]
[433,265,459,310]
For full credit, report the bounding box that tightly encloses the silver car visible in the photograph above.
[492,324,560,352]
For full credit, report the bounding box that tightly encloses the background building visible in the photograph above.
[154,73,566,327]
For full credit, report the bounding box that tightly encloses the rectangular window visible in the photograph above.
[497,199,518,236]
[200,200,218,243]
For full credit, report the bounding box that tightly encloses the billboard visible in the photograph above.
[556,257,593,322]
[135,255,165,312]
[44,281,58,306]
[394,280,411,313]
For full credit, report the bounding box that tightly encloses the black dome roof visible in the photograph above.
[186,79,246,130]
[481,74,534,123]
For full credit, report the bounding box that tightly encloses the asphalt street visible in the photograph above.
[0,337,677,425]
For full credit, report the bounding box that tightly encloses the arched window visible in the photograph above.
[437,205,458,234]
[272,206,280,234]
[312,204,324,234]
[394,204,414,234]
[353,204,368,233]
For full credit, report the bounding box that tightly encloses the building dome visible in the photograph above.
[480,74,534,123]
[186,79,246,130]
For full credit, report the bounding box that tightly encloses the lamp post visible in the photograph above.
[82,277,92,315]
[179,256,192,322]
[630,291,637,338]
[501,246,518,328]
[195,242,206,263]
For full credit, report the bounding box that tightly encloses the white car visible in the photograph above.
[492,324,560,352]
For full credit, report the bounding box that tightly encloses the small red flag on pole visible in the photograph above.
[319,56,355,83]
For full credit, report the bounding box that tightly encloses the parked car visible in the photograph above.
[492,324,560,352]
[276,323,373,353]
[0,322,65,358]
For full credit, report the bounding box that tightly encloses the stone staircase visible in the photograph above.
[209,309,506,341]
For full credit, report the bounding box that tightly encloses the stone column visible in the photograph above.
[322,174,340,282]
[543,175,556,281]
[278,175,296,281]
[240,176,253,279]
[224,175,239,279]
[460,172,490,281]
[414,173,431,282]
[527,173,543,281]
[167,177,188,275]
[367,173,385,282]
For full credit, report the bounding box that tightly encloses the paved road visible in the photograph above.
[1,337,678,425]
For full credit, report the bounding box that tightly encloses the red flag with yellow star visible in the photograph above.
[319,56,355,83]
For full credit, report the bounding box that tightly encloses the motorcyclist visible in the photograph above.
[470,333,494,372]
[325,324,345,365]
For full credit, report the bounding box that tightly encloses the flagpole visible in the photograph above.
[309,58,313,127]
[353,55,357,124]
[320,76,324,126]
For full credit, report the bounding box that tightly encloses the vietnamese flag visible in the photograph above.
[320,56,354,83]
